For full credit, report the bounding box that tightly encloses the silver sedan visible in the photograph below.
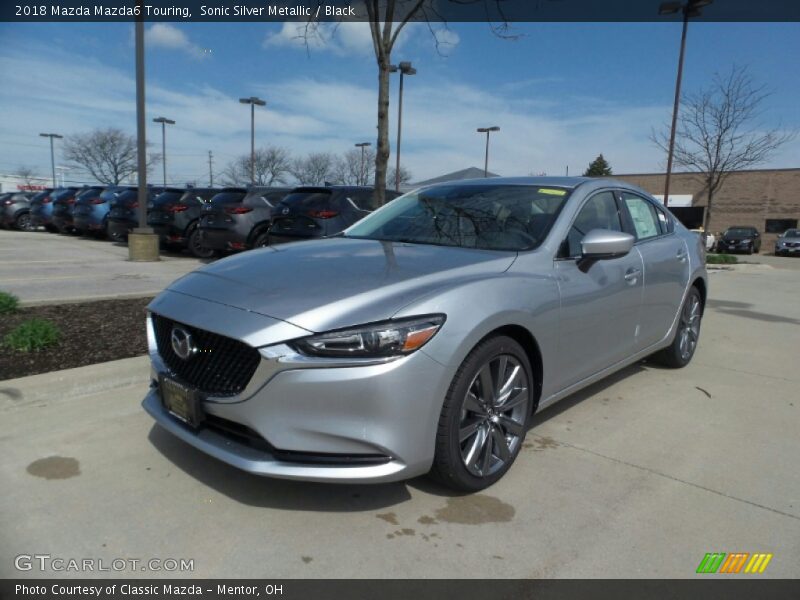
[143,177,707,491]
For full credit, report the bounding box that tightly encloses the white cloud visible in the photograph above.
[147,24,207,59]
[263,21,418,57]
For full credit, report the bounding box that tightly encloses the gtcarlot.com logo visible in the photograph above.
[696,552,773,574]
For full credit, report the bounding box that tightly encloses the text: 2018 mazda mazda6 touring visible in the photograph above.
[143,177,707,491]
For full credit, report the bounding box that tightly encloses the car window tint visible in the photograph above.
[622,193,661,240]
[349,191,376,211]
[565,191,622,257]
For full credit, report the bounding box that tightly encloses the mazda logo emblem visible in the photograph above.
[170,326,197,360]
[282,207,290,215]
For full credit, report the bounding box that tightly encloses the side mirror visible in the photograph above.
[581,229,635,259]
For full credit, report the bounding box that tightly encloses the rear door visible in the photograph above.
[619,190,690,351]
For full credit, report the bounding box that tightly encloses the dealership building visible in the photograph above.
[615,167,800,245]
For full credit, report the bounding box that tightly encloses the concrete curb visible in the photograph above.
[19,292,156,308]
[0,355,150,409]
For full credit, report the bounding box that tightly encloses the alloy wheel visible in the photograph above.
[459,354,529,478]
[678,294,701,361]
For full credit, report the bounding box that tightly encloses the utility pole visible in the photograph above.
[208,151,214,187]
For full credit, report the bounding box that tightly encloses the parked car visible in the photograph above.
[716,226,761,254]
[774,228,800,256]
[31,187,78,232]
[268,186,402,246]
[107,186,167,241]
[73,186,135,237]
[143,177,707,491]
[0,191,37,230]
[52,186,104,233]
[148,187,218,257]
[197,186,291,253]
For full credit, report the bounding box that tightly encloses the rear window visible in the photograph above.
[76,187,103,199]
[30,191,51,202]
[51,190,75,201]
[210,192,247,204]
[153,191,184,205]
[281,190,333,210]
[114,190,139,205]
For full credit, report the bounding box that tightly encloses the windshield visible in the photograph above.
[725,228,755,237]
[782,229,800,237]
[345,184,570,251]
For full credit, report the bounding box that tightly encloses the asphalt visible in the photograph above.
[0,243,798,578]
[0,229,203,305]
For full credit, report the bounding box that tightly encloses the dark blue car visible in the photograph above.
[53,186,104,233]
[31,187,78,232]
[73,186,135,237]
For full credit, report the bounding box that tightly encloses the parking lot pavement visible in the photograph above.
[0,230,203,304]
[1,263,798,579]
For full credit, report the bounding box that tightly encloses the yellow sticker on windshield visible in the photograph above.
[537,188,566,196]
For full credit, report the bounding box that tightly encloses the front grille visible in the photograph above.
[151,314,261,396]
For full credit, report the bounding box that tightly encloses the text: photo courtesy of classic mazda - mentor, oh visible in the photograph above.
[142,177,707,491]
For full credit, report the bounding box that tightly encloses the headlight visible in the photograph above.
[291,315,445,358]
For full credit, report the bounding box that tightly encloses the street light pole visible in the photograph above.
[355,142,371,186]
[476,126,500,177]
[659,0,713,207]
[390,61,416,191]
[239,96,266,185]
[152,117,175,188]
[39,133,63,188]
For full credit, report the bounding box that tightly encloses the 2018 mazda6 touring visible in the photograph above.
[143,177,707,491]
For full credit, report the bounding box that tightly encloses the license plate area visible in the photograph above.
[159,375,204,428]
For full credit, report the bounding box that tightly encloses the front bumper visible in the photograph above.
[143,317,453,483]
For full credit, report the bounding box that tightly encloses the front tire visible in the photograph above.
[431,335,533,491]
[652,286,703,368]
[187,227,215,259]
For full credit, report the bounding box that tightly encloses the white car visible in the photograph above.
[691,229,715,251]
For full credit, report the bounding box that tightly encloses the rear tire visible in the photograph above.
[188,227,215,259]
[430,335,532,492]
[652,286,703,368]
[252,231,270,248]
[14,212,32,231]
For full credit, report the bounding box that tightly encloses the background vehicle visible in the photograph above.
[197,186,291,253]
[690,228,715,251]
[716,226,761,254]
[148,187,218,257]
[774,228,800,256]
[31,187,77,232]
[107,186,167,241]
[52,185,104,233]
[0,191,36,230]
[143,177,707,492]
[268,186,402,245]
[73,186,134,237]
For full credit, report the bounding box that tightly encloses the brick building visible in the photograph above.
[614,168,800,246]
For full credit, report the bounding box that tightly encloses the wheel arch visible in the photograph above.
[476,324,543,415]
[247,220,272,246]
[691,276,707,307]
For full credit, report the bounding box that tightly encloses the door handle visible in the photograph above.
[676,249,687,262]
[624,268,641,284]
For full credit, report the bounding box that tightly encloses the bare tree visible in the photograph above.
[63,128,160,185]
[300,2,512,206]
[332,147,377,186]
[290,152,337,185]
[14,165,39,188]
[652,65,796,230]
[220,146,292,187]
[388,164,413,188]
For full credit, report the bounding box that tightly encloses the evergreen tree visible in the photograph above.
[583,154,612,177]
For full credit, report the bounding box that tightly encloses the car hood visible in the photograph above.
[165,237,517,333]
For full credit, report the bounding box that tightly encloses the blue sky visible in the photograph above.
[0,20,797,185]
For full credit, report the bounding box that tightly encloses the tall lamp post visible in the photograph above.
[355,142,372,186]
[658,0,713,207]
[152,117,175,187]
[476,126,500,177]
[389,61,416,191]
[239,96,266,185]
[39,133,63,188]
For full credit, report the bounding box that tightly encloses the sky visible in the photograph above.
[0,20,798,186]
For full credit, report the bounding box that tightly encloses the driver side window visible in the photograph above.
[563,191,622,257]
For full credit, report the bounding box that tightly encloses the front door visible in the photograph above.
[554,190,644,389]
